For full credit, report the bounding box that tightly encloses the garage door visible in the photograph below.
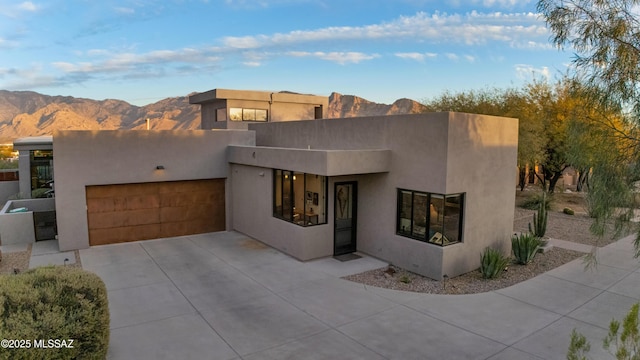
[86,179,225,246]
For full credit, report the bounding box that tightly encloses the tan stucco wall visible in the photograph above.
[238,113,517,279]
[53,130,255,251]
[230,164,333,260]
[192,89,328,130]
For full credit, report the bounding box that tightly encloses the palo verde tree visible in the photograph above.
[423,86,545,191]
[538,0,640,246]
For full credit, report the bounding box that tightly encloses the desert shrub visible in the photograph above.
[564,207,575,215]
[31,188,50,199]
[521,192,553,210]
[568,303,640,360]
[480,247,510,279]
[0,266,109,360]
[512,233,543,265]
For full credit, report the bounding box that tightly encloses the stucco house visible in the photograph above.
[6,89,518,280]
[189,88,328,130]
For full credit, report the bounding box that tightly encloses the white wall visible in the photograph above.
[53,130,255,251]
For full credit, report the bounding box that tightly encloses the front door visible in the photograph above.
[334,182,357,255]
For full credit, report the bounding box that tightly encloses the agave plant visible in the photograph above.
[480,247,510,279]
[512,232,543,265]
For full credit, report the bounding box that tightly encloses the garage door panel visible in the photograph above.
[87,183,159,198]
[89,224,161,245]
[87,195,160,213]
[88,208,161,229]
[124,195,160,210]
[159,179,223,194]
[160,191,220,207]
[160,204,221,223]
[160,218,223,237]
[87,179,225,245]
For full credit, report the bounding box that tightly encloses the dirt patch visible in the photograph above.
[0,247,83,275]
[0,244,32,275]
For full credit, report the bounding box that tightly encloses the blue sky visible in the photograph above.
[0,0,572,106]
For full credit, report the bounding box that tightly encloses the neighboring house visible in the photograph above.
[8,89,518,280]
[189,89,328,130]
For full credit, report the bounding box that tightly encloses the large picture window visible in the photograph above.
[397,189,464,246]
[273,170,327,227]
[229,107,268,122]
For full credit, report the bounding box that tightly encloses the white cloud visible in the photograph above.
[395,52,437,61]
[287,51,379,64]
[0,1,41,18]
[243,61,261,67]
[446,53,459,61]
[114,7,135,15]
[17,1,38,12]
[223,11,546,50]
[481,0,530,7]
[52,48,222,74]
[464,55,476,62]
[514,64,550,80]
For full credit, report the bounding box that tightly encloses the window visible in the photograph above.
[397,189,464,246]
[229,107,268,122]
[30,150,53,191]
[273,170,327,227]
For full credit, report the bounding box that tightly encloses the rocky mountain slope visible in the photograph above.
[0,90,426,142]
[328,92,428,118]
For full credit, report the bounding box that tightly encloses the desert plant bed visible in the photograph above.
[343,247,583,295]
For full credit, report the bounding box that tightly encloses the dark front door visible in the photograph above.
[334,182,357,255]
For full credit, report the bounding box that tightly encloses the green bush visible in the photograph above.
[564,207,575,215]
[512,233,543,265]
[521,192,553,210]
[31,188,50,199]
[568,303,640,360]
[0,266,109,360]
[480,247,510,279]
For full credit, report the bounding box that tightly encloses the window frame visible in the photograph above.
[396,189,464,246]
[273,169,327,227]
[229,107,269,122]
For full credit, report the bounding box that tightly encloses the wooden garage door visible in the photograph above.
[87,179,225,245]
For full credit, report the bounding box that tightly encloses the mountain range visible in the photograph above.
[0,90,427,142]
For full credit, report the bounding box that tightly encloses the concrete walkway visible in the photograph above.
[70,232,640,359]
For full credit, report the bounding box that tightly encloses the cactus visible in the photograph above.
[528,191,548,238]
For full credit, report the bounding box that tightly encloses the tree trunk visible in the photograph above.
[548,172,562,193]
[576,169,589,192]
[518,166,527,191]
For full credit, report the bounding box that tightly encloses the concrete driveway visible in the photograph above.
[78,231,640,360]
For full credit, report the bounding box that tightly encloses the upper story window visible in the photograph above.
[273,170,327,227]
[229,108,268,122]
[30,150,53,191]
[397,189,464,246]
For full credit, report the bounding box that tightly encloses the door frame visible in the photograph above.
[333,181,357,255]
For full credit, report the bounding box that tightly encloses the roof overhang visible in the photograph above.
[13,136,53,151]
[228,145,391,176]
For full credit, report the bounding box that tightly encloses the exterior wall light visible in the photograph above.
[156,165,165,170]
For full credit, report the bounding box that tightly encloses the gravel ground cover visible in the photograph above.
[344,198,629,294]
[0,247,82,275]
